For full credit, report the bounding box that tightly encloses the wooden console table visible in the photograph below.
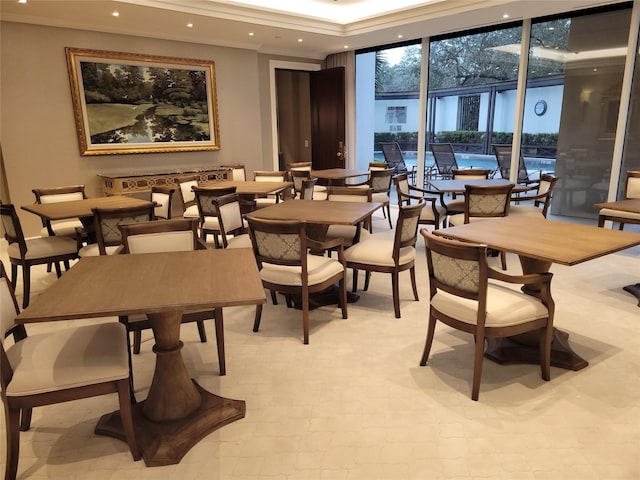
[99,168,230,195]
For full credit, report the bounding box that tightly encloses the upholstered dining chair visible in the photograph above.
[178,175,200,218]
[442,168,492,217]
[349,168,394,229]
[448,183,514,270]
[212,193,252,249]
[151,185,175,220]
[289,166,326,200]
[253,170,290,208]
[117,218,226,375]
[221,164,247,181]
[0,261,140,480]
[31,185,86,237]
[344,202,425,318]
[598,170,640,229]
[509,173,558,218]
[78,203,155,257]
[420,230,555,401]
[246,217,347,344]
[0,203,78,308]
[394,173,447,230]
[325,186,373,249]
[300,178,318,200]
[193,185,238,247]
[369,161,388,171]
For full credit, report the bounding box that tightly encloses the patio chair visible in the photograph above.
[493,144,540,185]
[379,142,416,181]
[430,143,459,179]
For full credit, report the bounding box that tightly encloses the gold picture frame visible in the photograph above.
[66,47,221,156]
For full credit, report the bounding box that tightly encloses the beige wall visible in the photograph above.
[1,21,319,235]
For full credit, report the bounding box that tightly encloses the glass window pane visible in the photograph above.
[620,29,640,201]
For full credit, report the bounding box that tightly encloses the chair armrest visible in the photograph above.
[196,238,212,250]
[307,236,343,252]
[489,268,553,286]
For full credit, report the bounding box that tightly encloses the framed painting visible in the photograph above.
[65,47,221,155]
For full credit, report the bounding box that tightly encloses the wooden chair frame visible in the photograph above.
[394,173,445,230]
[151,185,176,220]
[598,170,640,230]
[193,185,238,247]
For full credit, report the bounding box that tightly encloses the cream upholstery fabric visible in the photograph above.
[468,193,510,215]
[5,322,129,396]
[152,191,171,219]
[254,231,300,260]
[431,251,479,293]
[448,214,506,226]
[219,202,246,231]
[421,204,447,221]
[79,244,121,256]
[598,208,640,221]
[183,204,199,218]
[627,176,640,198]
[260,254,344,286]
[226,234,252,249]
[344,238,415,267]
[126,231,194,254]
[0,278,18,336]
[431,283,549,327]
[255,175,286,183]
[202,216,221,230]
[39,191,85,236]
[7,236,77,260]
[180,180,197,204]
[40,192,84,204]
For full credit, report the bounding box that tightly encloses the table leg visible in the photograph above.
[484,255,589,371]
[95,310,245,466]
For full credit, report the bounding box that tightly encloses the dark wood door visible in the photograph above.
[310,67,345,170]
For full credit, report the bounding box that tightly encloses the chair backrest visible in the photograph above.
[624,170,640,199]
[178,176,199,209]
[193,186,237,220]
[368,168,394,193]
[394,174,438,207]
[0,260,22,343]
[151,185,175,220]
[92,204,155,255]
[379,142,408,175]
[290,169,311,194]
[422,230,487,309]
[463,183,514,223]
[493,144,529,183]
[288,162,312,171]
[369,161,388,171]
[32,185,86,204]
[213,193,246,247]
[392,202,425,261]
[452,169,490,180]
[326,186,372,203]
[246,217,308,276]
[430,143,459,177]
[254,170,288,182]
[119,218,200,254]
[300,178,318,200]
[221,164,247,181]
[534,173,558,217]
[0,203,28,257]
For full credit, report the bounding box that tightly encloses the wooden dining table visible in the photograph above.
[427,178,534,194]
[435,216,640,370]
[594,198,640,305]
[311,168,370,186]
[202,180,292,197]
[16,248,266,467]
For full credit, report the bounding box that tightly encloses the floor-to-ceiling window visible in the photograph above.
[620,26,640,195]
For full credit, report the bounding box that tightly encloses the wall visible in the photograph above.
[0,21,317,236]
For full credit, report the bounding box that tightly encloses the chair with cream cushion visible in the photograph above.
[325,186,373,249]
[213,193,252,249]
[442,168,492,218]
[420,230,555,401]
[0,261,140,480]
[221,164,247,181]
[0,203,79,309]
[78,204,155,257]
[253,170,290,208]
[31,185,86,238]
[118,218,226,374]
[289,168,326,200]
[510,173,558,218]
[394,173,446,230]
[351,168,394,229]
[598,170,640,229]
[193,185,238,247]
[344,202,424,318]
[178,176,200,219]
[300,178,318,200]
[246,217,347,344]
[151,185,175,220]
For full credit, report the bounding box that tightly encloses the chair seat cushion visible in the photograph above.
[260,254,343,286]
[39,219,84,237]
[372,192,389,203]
[5,322,129,396]
[448,214,504,226]
[183,205,199,218]
[343,238,415,267]
[509,205,545,217]
[445,199,465,214]
[254,198,279,208]
[78,244,120,257]
[431,282,549,327]
[227,234,253,249]
[599,208,640,221]
[8,236,77,261]
[421,205,447,221]
[202,216,221,230]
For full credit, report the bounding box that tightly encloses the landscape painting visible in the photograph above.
[66,48,220,155]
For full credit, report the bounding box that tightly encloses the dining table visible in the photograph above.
[200,180,293,212]
[593,198,640,305]
[434,216,640,370]
[311,168,370,186]
[16,248,266,467]
[427,178,534,194]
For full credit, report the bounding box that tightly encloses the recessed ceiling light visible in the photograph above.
[297,38,303,42]
[343,45,349,49]
[249,32,255,36]
[18,0,27,4]
[112,11,120,17]
[397,34,403,39]
[502,13,509,19]
[187,23,193,28]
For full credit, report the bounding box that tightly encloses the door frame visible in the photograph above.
[269,60,321,170]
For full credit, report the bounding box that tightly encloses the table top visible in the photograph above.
[247,199,381,226]
[594,198,640,213]
[21,196,154,221]
[427,178,533,193]
[202,180,291,195]
[17,249,266,323]
[311,168,369,180]
[434,216,640,266]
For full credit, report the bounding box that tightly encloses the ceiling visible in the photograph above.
[1,0,627,59]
